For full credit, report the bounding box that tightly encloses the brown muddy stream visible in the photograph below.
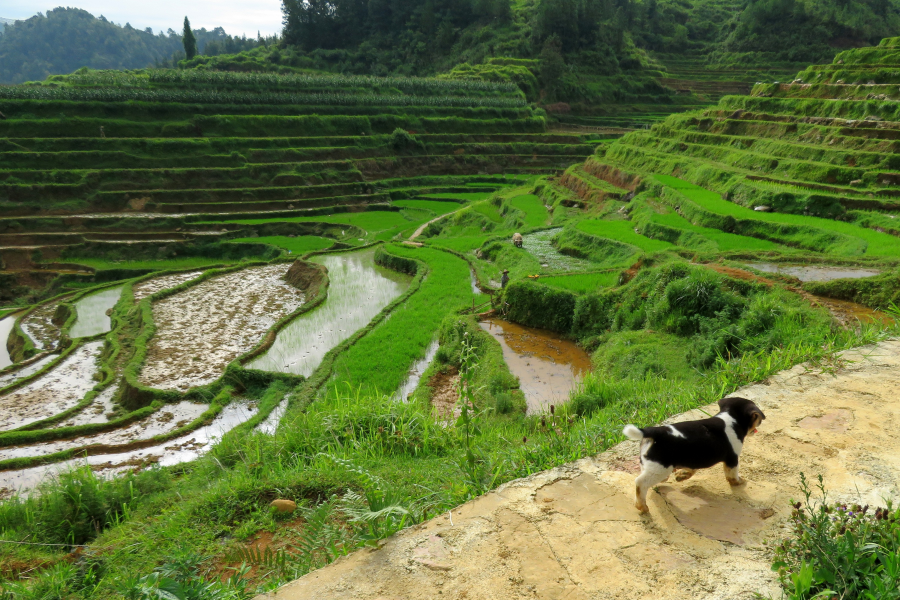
[745,263,881,282]
[478,319,591,413]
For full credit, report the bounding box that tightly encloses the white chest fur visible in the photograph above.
[716,413,743,456]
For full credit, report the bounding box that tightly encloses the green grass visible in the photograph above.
[421,192,493,201]
[508,194,550,228]
[655,175,900,257]
[575,219,674,254]
[650,209,783,251]
[327,244,477,395]
[538,271,619,294]
[472,202,503,223]
[229,235,334,254]
[392,199,461,215]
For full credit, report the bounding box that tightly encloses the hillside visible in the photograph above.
[0,8,267,84]
[0,31,899,599]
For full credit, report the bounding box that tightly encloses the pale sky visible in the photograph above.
[0,1,283,38]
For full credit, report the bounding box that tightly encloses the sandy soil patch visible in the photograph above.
[0,401,209,461]
[139,265,303,391]
[0,341,103,431]
[258,339,900,600]
[132,271,204,302]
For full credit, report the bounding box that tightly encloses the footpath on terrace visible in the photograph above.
[256,339,900,600]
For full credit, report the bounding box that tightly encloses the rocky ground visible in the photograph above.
[257,338,900,600]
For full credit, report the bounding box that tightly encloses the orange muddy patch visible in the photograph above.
[707,264,772,285]
[478,319,591,413]
[428,367,460,420]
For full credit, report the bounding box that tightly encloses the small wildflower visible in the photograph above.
[550,404,555,415]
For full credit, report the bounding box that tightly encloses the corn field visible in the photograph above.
[0,85,527,108]
[58,69,521,96]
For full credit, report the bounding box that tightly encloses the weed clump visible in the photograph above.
[773,473,900,600]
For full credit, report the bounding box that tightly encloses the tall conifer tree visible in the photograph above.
[183,16,197,59]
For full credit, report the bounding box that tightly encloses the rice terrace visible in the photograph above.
[2,1,900,598]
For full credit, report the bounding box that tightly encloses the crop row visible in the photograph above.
[61,70,520,96]
[0,86,526,108]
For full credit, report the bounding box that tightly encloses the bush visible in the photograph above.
[503,279,578,333]
[773,474,900,600]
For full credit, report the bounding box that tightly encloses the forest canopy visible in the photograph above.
[0,7,267,84]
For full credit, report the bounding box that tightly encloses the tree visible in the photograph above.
[539,35,566,99]
[183,16,197,60]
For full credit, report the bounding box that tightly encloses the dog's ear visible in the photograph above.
[745,403,766,429]
[717,396,747,412]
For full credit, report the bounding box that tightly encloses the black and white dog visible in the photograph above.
[623,397,766,513]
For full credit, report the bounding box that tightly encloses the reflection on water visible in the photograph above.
[395,339,439,401]
[0,314,19,370]
[522,228,594,272]
[70,286,124,338]
[0,354,58,389]
[249,248,410,376]
[256,398,287,435]
[0,401,258,496]
[746,263,881,282]
[479,319,591,413]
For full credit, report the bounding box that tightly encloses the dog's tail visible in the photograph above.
[623,424,644,441]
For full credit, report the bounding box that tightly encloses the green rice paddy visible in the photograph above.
[575,219,674,254]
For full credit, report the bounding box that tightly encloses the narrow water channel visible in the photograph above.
[249,248,411,376]
[69,285,124,338]
[0,314,19,370]
[478,319,591,413]
[395,339,439,401]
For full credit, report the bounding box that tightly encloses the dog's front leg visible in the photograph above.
[723,461,744,486]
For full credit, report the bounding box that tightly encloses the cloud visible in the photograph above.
[3,1,283,37]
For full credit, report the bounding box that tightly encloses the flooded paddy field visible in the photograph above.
[0,354,58,388]
[478,319,591,413]
[522,228,594,272]
[745,262,882,282]
[140,264,303,391]
[69,285,124,338]
[132,271,204,301]
[20,298,70,351]
[0,341,103,431]
[0,401,209,461]
[0,400,258,496]
[249,248,410,376]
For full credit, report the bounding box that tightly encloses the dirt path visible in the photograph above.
[408,205,468,241]
[257,338,900,600]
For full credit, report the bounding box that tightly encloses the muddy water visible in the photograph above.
[0,401,209,461]
[69,285,124,338]
[0,401,258,496]
[0,341,103,431]
[62,385,118,427]
[395,339,439,401]
[812,295,894,327]
[522,228,594,272]
[0,314,18,370]
[746,263,881,282]
[249,248,411,376]
[478,319,591,413]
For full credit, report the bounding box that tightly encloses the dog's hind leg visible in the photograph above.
[634,460,673,513]
[724,462,744,486]
[674,468,696,482]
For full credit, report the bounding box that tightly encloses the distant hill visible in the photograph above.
[0,17,16,33]
[0,7,266,84]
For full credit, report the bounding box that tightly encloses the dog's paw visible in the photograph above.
[727,476,745,486]
[634,500,650,513]
[674,469,695,482]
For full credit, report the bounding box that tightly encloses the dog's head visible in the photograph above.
[717,396,766,435]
